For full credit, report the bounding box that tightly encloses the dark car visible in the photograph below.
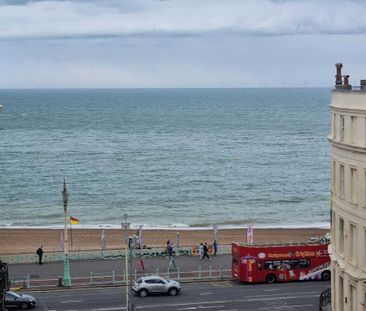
[5,291,36,310]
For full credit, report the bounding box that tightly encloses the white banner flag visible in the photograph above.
[213,223,218,241]
[138,225,143,249]
[247,225,254,244]
[101,229,106,251]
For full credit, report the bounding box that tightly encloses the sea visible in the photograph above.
[0,88,331,229]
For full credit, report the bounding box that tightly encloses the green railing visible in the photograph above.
[10,265,232,290]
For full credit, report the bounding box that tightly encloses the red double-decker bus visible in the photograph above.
[232,242,330,284]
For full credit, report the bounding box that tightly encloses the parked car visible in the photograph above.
[5,291,36,310]
[132,276,181,297]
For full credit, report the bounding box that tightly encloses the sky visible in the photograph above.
[1,0,366,88]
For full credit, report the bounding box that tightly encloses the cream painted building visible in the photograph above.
[329,69,366,311]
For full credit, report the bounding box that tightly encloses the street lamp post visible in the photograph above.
[61,177,72,287]
[121,213,134,311]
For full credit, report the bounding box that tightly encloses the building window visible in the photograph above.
[333,113,337,139]
[349,223,357,265]
[351,116,357,144]
[339,218,344,254]
[332,160,336,194]
[332,211,336,249]
[340,115,345,142]
[350,283,356,311]
[339,164,345,198]
[364,229,366,270]
[339,275,344,311]
[350,167,358,203]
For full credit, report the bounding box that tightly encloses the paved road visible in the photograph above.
[9,255,231,281]
[25,280,330,310]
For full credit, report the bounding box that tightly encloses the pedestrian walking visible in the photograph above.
[166,240,176,269]
[198,243,204,260]
[202,243,210,260]
[36,246,44,265]
[213,240,218,256]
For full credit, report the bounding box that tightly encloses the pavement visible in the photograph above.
[8,254,231,284]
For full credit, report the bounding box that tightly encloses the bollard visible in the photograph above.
[219,265,223,278]
[155,268,159,276]
[167,268,170,279]
[177,267,180,280]
[198,266,202,280]
[134,269,137,281]
[209,265,212,279]
[58,276,63,287]
[112,271,115,285]
[90,272,93,285]
[26,275,30,289]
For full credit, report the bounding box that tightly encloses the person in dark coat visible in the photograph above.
[36,246,44,265]
[202,243,210,260]
[213,240,218,256]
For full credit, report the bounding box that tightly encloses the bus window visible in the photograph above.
[290,259,299,269]
[232,254,238,266]
[299,259,310,268]
[273,260,281,270]
[264,261,274,270]
[258,261,263,271]
[282,260,291,270]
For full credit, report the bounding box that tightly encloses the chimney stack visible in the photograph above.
[335,63,343,87]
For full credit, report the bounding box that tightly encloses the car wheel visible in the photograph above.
[321,270,331,281]
[139,289,148,297]
[169,287,178,296]
[20,302,29,310]
[265,274,276,284]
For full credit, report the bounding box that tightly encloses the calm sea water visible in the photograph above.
[0,88,331,229]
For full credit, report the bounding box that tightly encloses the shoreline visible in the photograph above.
[0,227,329,255]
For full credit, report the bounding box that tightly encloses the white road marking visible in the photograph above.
[199,292,213,295]
[259,304,314,310]
[263,289,277,292]
[60,300,83,304]
[98,308,125,310]
[135,293,319,309]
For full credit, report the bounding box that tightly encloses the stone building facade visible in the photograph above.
[329,66,366,311]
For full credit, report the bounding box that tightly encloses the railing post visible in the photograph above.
[112,270,115,285]
[198,266,202,280]
[90,272,93,285]
[209,265,212,279]
[177,267,180,281]
[25,275,30,289]
[219,265,223,278]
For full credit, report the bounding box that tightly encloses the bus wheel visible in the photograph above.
[265,274,276,284]
[321,270,331,281]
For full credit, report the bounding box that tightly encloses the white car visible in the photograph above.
[132,276,181,297]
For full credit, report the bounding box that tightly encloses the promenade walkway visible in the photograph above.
[8,254,232,289]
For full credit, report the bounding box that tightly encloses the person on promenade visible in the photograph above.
[213,240,218,256]
[166,240,176,269]
[202,243,210,260]
[198,243,204,260]
[36,246,44,265]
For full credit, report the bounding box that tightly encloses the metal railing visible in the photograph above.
[10,266,232,289]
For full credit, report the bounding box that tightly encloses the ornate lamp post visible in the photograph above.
[121,213,134,311]
[61,176,72,287]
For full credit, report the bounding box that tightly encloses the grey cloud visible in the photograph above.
[1,0,366,40]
